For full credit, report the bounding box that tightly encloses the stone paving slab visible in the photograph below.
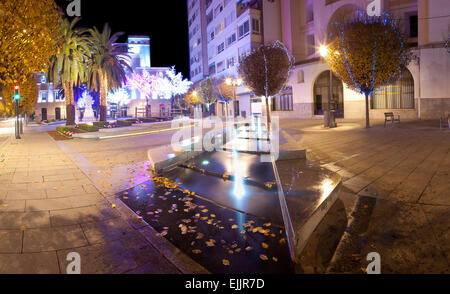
[0,230,22,253]
[23,225,88,253]
[0,211,51,229]
[0,251,60,274]
[49,205,120,227]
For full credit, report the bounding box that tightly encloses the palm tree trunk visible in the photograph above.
[365,93,370,128]
[65,82,75,126]
[99,70,107,122]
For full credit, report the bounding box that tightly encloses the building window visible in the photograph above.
[227,33,236,46]
[41,91,48,102]
[215,23,224,36]
[208,63,216,75]
[217,42,225,54]
[371,69,415,109]
[271,88,293,111]
[251,18,260,34]
[207,11,213,25]
[227,57,235,68]
[217,61,225,72]
[306,34,315,56]
[214,4,223,17]
[225,11,235,28]
[238,20,250,39]
[409,15,418,38]
[238,43,251,62]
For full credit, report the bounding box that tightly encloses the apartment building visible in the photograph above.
[187,0,450,120]
[187,0,282,117]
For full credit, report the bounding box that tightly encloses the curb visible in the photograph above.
[326,195,377,274]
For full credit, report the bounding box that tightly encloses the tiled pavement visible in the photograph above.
[0,130,186,274]
[280,119,450,273]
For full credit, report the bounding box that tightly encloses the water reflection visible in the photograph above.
[232,128,246,199]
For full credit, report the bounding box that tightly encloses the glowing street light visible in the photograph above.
[319,45,329,58]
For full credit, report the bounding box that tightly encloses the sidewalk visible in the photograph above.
[280,119,450,273]
[0,130,187,274]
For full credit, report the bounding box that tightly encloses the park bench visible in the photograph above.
[440,112,450,130]
[384,112,400,128]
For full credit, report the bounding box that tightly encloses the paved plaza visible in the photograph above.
[0,119,448,274]
[281,119,450,273]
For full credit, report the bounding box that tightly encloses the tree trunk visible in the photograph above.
[265,96,271,131]
[65,82,75,126]
[99,70,107,122]
[365,93,370,128]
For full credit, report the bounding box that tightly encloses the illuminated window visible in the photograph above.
[371,70,415,109]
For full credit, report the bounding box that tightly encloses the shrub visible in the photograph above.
[117,120,133,127]
[93,121,110,128]
[140,118,158,123]
[77,124,99,132]
[56,126,69,133]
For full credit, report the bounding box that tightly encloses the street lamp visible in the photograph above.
[225,77,243,117]
[319,44,337,128]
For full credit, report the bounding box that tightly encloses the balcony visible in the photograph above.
[236,0,261,18]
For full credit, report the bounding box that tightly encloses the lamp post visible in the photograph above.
[13,85,21,139]
[319,45,337,128]
[225,77,243,118]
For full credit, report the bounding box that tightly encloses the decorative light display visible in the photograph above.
[126,67,191,101]
[126,70,159,100]
[107,87,131,106]
[77,91,95,109]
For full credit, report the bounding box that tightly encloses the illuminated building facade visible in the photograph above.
[187,0,450,120]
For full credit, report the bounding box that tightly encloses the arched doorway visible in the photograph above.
[313,71,344,118]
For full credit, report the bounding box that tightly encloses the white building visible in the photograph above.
[187,0,450,120]
[34,36,172,122]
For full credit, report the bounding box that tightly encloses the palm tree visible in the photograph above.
[48,18,91,126]
[86,24,130,122]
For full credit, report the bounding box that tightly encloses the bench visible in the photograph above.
[384,112,400,127]
[440,112,450,130]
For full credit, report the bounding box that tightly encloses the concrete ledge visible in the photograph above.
[148,137,203,175]
[276,159,342,264]
[278,149,307,161]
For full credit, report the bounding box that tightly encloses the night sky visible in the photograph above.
[54,0,190,78]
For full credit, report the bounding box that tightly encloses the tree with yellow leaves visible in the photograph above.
[323,11,411,128]
[0,0,62,85]
[0,75,38,117]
